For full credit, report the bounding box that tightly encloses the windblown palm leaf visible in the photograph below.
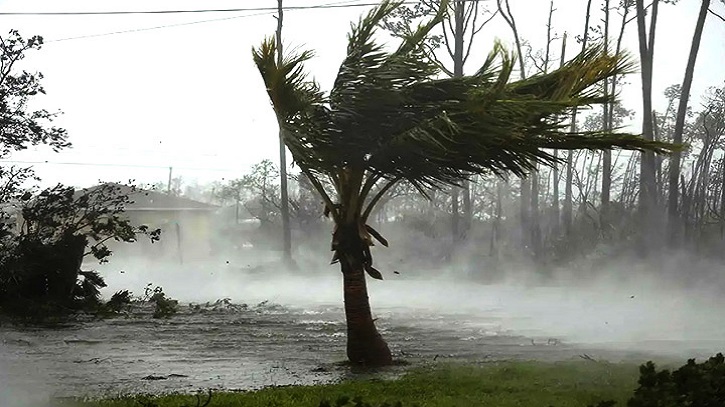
[252,0,676,367]
[253,1,671,203]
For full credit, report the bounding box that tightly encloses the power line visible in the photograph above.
[0,159,239,172]
[40,0,372,43]
[47,11,274,43]
[0,1,398,16]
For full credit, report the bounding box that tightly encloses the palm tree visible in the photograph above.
[252,0,673,366]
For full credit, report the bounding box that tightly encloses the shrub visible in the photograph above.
[319,395,409,407]
[0,182,160,320]
[102,290,134,315]
[141,284,179,319]
[627,353,725,407]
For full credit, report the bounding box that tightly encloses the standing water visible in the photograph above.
[2,259,724,401]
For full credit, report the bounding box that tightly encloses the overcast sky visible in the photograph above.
[1,0,723,189]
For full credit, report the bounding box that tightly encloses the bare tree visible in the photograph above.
[382,0,497,244]
[601,0,612,210]
[667,0,710,245]
[563,0,594,236]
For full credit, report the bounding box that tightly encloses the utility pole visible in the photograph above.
[276,0,293,265]
[167,166,172,195]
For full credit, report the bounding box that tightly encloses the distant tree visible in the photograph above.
[634,0,680,252]
[0,30,69,157]
[564,0,594,236]
[667,0,710,245]
[681,85,725,246]
[253,0,672,366]
[600,0,634,213]
[0,31,159,320]
[241,159,281,226]
[215,178,247,223]
[382,0,497,242]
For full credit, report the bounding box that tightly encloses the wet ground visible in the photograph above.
[1,264,724,403]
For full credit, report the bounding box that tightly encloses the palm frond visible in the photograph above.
[254,0,677,196]
[252,37,336,175]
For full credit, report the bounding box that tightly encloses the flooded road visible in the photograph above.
[1,263,724,401]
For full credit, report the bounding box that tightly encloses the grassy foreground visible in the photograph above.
[63,361,641,407]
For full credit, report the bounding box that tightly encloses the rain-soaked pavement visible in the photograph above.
[1,263,724,402]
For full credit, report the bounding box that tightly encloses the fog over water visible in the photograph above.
[99,248,725,355]
[2,246,725,404]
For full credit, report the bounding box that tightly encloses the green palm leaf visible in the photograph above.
[253,0,675,205]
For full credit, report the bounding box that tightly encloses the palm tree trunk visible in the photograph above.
[335,222,392,366]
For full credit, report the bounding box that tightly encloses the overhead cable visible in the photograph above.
[0,1,405,16]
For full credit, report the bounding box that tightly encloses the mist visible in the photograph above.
[96,220,725,362]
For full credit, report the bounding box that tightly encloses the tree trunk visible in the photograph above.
[462,180,472,239]
[668,0,710,245]
[520,177,531,251]
[720,158,725,239]
[530,171,541,258]
[552,151,560,236]
[551,32,568,237]
[450,0,465,243]
[636,0,661,252]
[451,188,460,242]
[491,180,504,256]
[564,150,574,235]
[601,0,611,214]
[564,0,593,237]
[335,222,392,366]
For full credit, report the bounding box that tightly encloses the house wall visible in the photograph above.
[121,209,215,262]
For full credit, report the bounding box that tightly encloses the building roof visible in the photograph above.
[77,183,219,212]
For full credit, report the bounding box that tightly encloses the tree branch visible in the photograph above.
[442,13,455,59]
[709,7,725,22]
[360,171,382,203]
[362,177,401,222]
[301,167,340,223]
[424,42,454,76]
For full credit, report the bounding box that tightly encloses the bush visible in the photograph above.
[102,290,134,315]
[0,182,160,320]
[627,353,725,407]
[586,353,725,407]
[141,284,179,319]
[319,395,408,407]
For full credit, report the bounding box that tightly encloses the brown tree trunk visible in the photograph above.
[336,223,392,366]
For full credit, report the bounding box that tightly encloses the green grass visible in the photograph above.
[60,361,640,407]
